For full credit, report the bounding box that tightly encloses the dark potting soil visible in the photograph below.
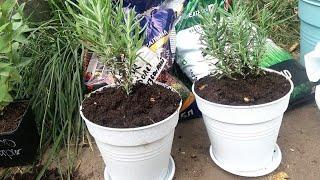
[0,102,28,133]
[82,83,181,128]
[195,72,291,106]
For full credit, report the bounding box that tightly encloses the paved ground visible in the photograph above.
[77,102,320,180]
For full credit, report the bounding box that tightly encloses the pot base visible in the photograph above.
[104,156,176,180]
[209,144,282,177]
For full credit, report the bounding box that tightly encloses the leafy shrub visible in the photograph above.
[0,0,29,111]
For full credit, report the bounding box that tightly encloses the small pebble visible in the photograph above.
[243,97,250,102]
[191,154,197,159]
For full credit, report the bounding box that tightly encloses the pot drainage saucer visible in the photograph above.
[104,156,176,180]
[209,144,282,177]
[164,156,176,180]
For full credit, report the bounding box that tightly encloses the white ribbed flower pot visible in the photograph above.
[192,70,293,177]
[80,85,182,180]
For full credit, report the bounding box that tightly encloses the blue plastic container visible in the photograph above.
[299,0,320,66]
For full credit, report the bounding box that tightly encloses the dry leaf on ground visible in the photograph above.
[272,171,289,180]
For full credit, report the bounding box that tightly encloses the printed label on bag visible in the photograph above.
[133,47,167,85]
[176,25,218,81]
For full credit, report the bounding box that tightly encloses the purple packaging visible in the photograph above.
[123,0,165,13]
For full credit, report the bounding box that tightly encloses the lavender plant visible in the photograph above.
[198,3,267,80]
[66,0,145,94]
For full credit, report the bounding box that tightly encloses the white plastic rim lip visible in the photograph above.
[192,69,294,109]
[80,82,183,132]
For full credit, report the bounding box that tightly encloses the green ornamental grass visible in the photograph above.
[16,1,85,177]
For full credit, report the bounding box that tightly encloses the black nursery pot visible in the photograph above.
[0,101,39,167]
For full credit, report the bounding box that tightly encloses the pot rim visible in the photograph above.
[80,82,182,132]
[192,68,294,109]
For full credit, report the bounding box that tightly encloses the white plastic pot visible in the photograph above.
[192,70,293,177]
[304,43,320,109]
[80,85,182,180]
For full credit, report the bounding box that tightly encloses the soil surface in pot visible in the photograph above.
[195,72,291,105]
[82,83,181,128]
[0,102,28,133]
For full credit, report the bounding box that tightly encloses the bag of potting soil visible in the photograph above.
[168,0,227,120]
[175,0,227,32]
[82,51,115,92]
[141,8,176,70]
[141,0,188,69]
[261,40,315,107]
